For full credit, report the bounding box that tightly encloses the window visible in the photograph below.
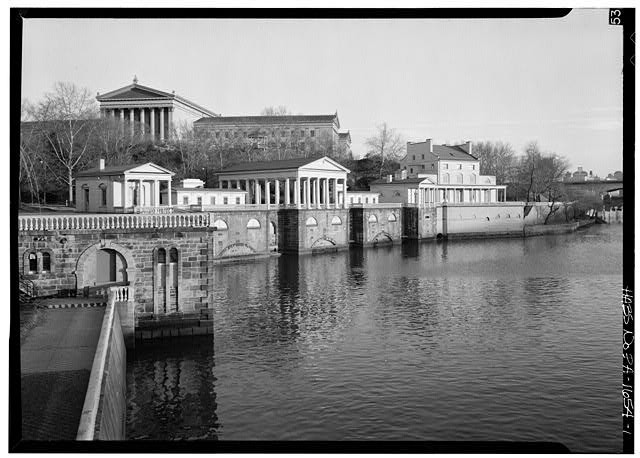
[210,196,216,205]
[183,196,189,205]
[157,248,166,264]
[358,197,362,203]
[169,248,178,263]
[410,168,413,174]
[331,216,342,225]
[100,184,107,206]
[350,197,354,203]
[300,130,305,136]
[412,155,415,160]
[388,213,397,222]
[368,214,378,223]
[281,130,286,137]
[459,164,462,169]
[28,252,37,273]
[223,197,228,205]
[443,163,449,169]
[472,165,476,170]
[247,218,261,229]
[42,252,51,272]
[213,219,228,230]
[365,197,369,203]
[422,154,424,159]
[305,217,318,226]
[431,164,435,169]
[310,130,315,137]
[236,197,241,204]
[197,196,202,205]
[421,165,425,169]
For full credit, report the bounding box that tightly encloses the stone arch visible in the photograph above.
[368,214,378,223]
[247,218,261,229]
[311,237,336,248]
[331,216,342,225]
[218,242,256,258]
[213,219,228,230]
[306,216,318,226]
[74,240,136,291]
[371,231,393,246]
[388,213,397,222]
[23,250,38,275]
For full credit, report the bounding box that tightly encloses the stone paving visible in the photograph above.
[20,306,105,440]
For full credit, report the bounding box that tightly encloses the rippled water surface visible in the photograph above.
[127,225,623,451]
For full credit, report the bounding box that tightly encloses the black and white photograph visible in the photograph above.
[10,6,633,453]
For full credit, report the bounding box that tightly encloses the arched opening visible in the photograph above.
[247,218,261,229]
[28,252,37,273]
[213,219,228,230]
[331,216,342,225]
[157,248,166,264]
[42,252,51,272]
[169,247,178,263]
[269,221,277,251]
[368,214,378,223]
[95,248,128,286]
[388,213,397,222]
[306,217,318,226]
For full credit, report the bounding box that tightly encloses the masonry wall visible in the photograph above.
[442,203,525,237]
[210,210,275,258]
[350,206,403,246]
[297,208,350,252]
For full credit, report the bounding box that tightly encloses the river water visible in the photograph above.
[127,224,623,452]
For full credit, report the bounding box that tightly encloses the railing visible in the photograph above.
[133,206,174,214]
[18,274,35,298]
[18,212,211,232]
[111,285,133,302]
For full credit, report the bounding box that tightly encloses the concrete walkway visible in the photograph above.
[20,306,105,440]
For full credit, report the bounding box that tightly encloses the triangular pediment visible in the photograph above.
[127,163,175,175]
[300,156,350,173]
[97,83,174,101]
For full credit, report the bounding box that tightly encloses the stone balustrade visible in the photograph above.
[18,212,211,232]
[110,285,134,302]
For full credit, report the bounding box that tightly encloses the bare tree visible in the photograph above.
[260,106,291,116]
[29,82,99,203]
[364,122,406,179]
[472,141,516,185]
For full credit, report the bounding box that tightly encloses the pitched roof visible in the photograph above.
[194,114,340,128]
[369,177,428,185]
[432,144,477,161]
[219,156,325,173]
[76,162,174,177]
[96,81,219,117]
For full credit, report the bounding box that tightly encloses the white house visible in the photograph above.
[75,160,174,213]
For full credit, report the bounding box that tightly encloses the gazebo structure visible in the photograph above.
[217,156,350,209]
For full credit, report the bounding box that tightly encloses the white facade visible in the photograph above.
[75,161,174,213]
[169,188,247,207]
[347,191,380,205]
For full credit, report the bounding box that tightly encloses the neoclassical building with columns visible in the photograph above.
[217,156,350,209]
[75,160,174,213]
[96,77,218,142]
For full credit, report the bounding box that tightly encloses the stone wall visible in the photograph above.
[349,206,403,246]
[280,208,349,253]
[210,210,276,258]
[442,203,525,238]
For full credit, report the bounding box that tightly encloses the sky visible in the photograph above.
[21,10,624,176]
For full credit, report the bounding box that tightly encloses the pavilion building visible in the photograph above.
[216,156,350,209]
[96,77,218,142]
[370,139,507,205]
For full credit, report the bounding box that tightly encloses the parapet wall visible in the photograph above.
[443,203,525,238]
[349,205,403,246]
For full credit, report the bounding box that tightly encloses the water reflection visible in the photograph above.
[127,225,623,450]
[127,336,219,440]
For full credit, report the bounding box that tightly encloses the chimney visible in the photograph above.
[387,174,393,183]
[99,158,105,170]
[465,140,473,156]
[426,138,433,153]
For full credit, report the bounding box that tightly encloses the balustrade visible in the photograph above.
[18,212,211,232]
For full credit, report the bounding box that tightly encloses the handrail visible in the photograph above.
[18,212,211,232]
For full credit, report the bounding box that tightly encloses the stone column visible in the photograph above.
[167,179,172,206]
[138,179,143,207]
[226,180,231,189]
[323,178,329,208]
[342,178,348,209]
[304,177,310,208]
[120,109,125,131]
[245,179,251,203]
[159,107,165,142]
[294,179,300,208]
[236,181,241,190]
[266,181,271,208]
[130,108,135,137]
[314,178,320,209]
[275,179,280,206]
[140,108,145,136]
[285,178,290,205]
[154,180,160,207]
[168,107,173,140]
[150,108,156,141]
[123,179,129,209]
